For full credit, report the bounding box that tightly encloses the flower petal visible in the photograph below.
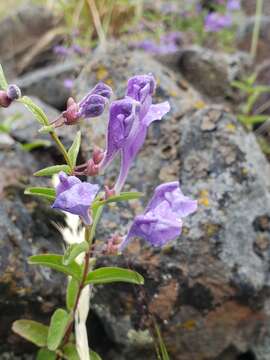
[143,101,170,126]
[52,178,99,225]
[99,98,140,171]
[126,74,156,103]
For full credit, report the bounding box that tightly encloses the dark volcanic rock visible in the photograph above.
[0,145,65,354]
[0,5,58,78]
[73,46,270,360]
[16,61,83,110]
[178,46,251,100]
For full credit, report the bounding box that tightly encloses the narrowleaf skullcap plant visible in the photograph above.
[0,64,197,360]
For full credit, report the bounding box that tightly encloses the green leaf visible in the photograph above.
[92,192,143,208]
[63,343,80,360]
[66,277,79,311]
[231,80,253,94]
[0,64,8,90]
[246,73,257,86]
[63,241,88,266]
[34,165,71,177]
[85,267,144,286]
[12,320,48,347]
[238,114,269,125]
[155,322,170,360]
[21,140,51,152]
[90,204,104,241]
[90,349,102,360]
[37,349,56,360]
[24,187,56,201]
[29,254,82,280]
[47,308,70,351]
[38,125,55,133]
[68,131,81,168]
[19,96,49,125]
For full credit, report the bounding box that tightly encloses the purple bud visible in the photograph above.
[119,182,197,250]
[7,84,21,100]
[78,94,107,118]
[77,82,113,119]
[52,172,99,225]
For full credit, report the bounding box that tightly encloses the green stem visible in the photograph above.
[250,0,264,59]
[50,131,73,169]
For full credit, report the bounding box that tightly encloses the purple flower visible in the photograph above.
[119,182,197,250]
[52,172,99,225]
[135,32,181,55]
[204,12,232,32]
[53,45,70,56]
[227,0,241,11]
[63,79,74,90]
[99,74,170,193]
[99,97,140,170]
[135,40,159,54]
[71,44,85,55]
[63,82,112,125]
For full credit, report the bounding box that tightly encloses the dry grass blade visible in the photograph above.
[86,0,106,47]
[17,27,66,74]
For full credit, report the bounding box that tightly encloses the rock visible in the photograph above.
[91,106,270,360]
[1,96,77,160]
[0,5,59,78]
[178,46,251,100]
[73,46,270,359]
[16,61,83,110]
[0,144,65,354]
[0,133,15,149]
[237,16,270,64]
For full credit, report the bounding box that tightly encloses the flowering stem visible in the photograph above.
[49,131,73,169]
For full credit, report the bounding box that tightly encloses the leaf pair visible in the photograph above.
[12,320,102,359]
[29,253,144,285]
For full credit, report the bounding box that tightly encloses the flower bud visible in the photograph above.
[0,90,12,108]
[63,102,79,125]
[92,146,104,165]
[86,159,99,176]
[104,185,115,199]
[78,94,106,118]
[7,84,21,100]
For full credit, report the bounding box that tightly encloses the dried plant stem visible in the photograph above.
[86,0,106,47]
[250,0,264,59]
[61,226,93,348]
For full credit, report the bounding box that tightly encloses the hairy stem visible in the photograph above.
[50,131,73,169]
